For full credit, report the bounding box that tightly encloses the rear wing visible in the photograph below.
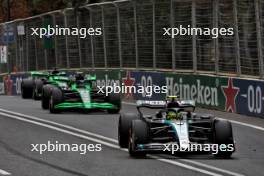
[136,100,166,109]
[31,71,49,78]
[177,100,195,107]
[49,76,70,83]
[136,100,195,107]
[85,74,96,81]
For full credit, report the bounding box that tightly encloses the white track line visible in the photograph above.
[0,169,11,175]
[0,108,117,143]
[123,102,264,132]
[149,155,222,176]
[0,112,220,176]
[0,109,245,176]
[219,118,264,131]
[179,159,243,176]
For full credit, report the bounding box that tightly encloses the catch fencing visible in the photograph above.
[0,0,264,78]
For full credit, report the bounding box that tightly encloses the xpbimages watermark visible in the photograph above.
[31,25,102,38]
[30,141,102,154]
[163,143,235,154]
[163,25,234,39]
[97,83,168,97]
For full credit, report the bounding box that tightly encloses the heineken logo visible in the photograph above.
[166,77,218,106]
[96,74,120,87]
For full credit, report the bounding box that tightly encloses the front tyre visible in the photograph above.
[118,113,139,148]
[42,85,53,109]
[213,119,235,158]
[128,120,149,157]
[21,79,34,99]
[49,88,64,113]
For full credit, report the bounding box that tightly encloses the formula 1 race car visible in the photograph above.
[21,69,67,100]
[118,96,235,158]
[41,73,121,114]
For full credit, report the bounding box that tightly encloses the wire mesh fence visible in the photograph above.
[0,0,264,78]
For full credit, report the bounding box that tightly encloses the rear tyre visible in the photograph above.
[49,88,64,113]
[213,119,234,158]
[21,79,34,99]
[106,92,121,114]
[118,113,139,148]
[33,79,43,100]
[128,120,149,157]
[42,85,53,109]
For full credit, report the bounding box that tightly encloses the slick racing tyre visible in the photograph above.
[21,79,34,99]
[128,120,149,157]
[42,85,53,109]
[106,92,121,114]
[33,79,43,100]
[49,87,64,113]
[118,113,139,148]
[213,119,234,158]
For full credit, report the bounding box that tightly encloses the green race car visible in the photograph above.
[21,70,68,100]
[41,74,121,114]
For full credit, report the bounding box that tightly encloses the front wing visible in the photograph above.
[54,102,118,110]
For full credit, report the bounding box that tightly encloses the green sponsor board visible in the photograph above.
[85,70,121,87]
[164,73,227,110]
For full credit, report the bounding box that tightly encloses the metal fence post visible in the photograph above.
[20,35,24,71]
[42,17,48,70]
[34,34,38,71]
[133,1,139,69]
[63,11,70,69]
[254,0,263,78]
[101,6,107,68]
[233,0,241,76]
[26,25,29,71]
[114,3,123,68]
[52,14,58,68]
[86,7,95,69]
[76,12,83,68]
[14,24,19,72]
[192,0,197,73]
[213,0,219,75]
[6,30,10,73]
[170,0,175,70]
[152,0,156,70]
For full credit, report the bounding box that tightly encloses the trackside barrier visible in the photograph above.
[0,70,264,118]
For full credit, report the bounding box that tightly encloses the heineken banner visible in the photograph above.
[232,78,264,117]
[120,71,226,109]
[1,70,264,118]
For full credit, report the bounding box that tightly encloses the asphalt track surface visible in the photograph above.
[0,96,264,176]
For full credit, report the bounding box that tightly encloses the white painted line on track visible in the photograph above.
[0,108,117,143]
[0,112,119,149]
[179,159,243,176]
[123,102,264,132]
[148,155,222,176]
[0,169,11,175]
[0,109,245,176]
[219,118,264,131]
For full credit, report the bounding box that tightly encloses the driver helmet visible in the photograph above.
[75,72,84,81]
[51,68,60,75]
[167,111,182,120]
